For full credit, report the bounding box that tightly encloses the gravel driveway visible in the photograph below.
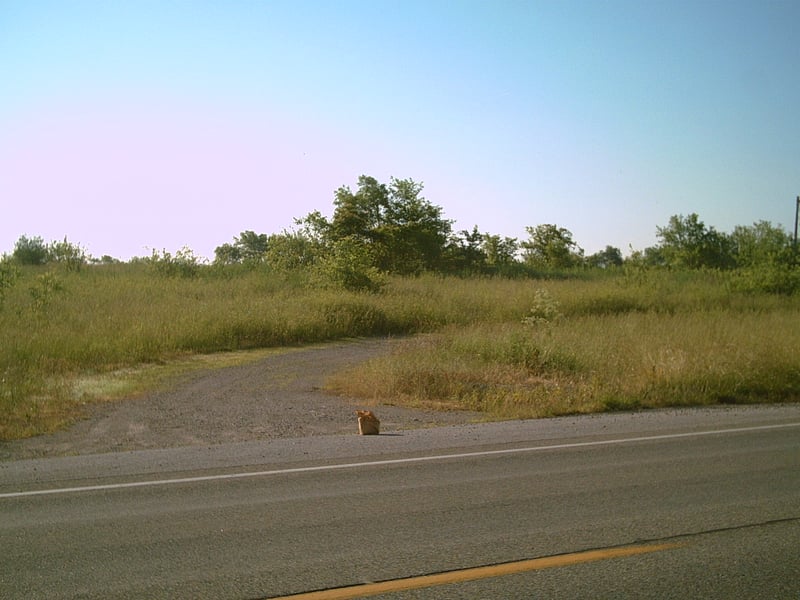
[0,337,482,461]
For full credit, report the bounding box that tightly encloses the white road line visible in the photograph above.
[2,422,798,499]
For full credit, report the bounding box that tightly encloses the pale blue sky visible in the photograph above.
[1,0,798,260]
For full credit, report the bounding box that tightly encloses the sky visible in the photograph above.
[1,0,798,261]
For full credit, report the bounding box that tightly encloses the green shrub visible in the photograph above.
[731,265,800,295]
[148,247,204,278]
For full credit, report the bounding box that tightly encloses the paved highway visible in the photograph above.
[1,405,799,599]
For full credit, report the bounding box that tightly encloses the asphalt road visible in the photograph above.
[2,405,799,599]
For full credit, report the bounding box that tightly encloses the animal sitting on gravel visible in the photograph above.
[355,410,380,435]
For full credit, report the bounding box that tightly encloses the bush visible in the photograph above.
[314,237,386,293]
[12,235,49,265]
[148,247,204,278]
[49,237,87,272]
[731,265,800,295]
[0,260,20,308]
[522,289,563,326]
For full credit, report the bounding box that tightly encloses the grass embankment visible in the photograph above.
[1,265,798,440]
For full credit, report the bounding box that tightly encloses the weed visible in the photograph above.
[522,288,563,326]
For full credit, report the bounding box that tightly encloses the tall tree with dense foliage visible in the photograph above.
[330,176,388,243]
[587,245,623,269]
[729,221,793,268]
[445,226,488,274]
[214,230,269,265]
[521,224,583,269]
[656,213,734,269]
[482,234,519,272]
[323,175,452,275]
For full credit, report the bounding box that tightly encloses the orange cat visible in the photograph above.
[355,410,380,435]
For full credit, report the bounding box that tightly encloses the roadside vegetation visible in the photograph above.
[2,176,799,440]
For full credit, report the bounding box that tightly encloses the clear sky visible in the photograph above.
[1,0,798,261]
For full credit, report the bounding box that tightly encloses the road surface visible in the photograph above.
[2,405,799,598]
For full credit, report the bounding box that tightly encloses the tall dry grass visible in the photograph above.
[327,273,800,418]
[1,264,797,439]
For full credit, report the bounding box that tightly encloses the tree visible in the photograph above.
[314,236,386,292]
[148,247,203,278]
[521,224,583,269]
[330,176,388,243]
[235,231,269,263]
[294,210,332,247]
[445,226,488,274]
[328,175,452,275]
[213,243,242,265]
[49,237,87,271]
[482,234,519,269]
[728,221,797,294]
[264,230,322,271]
[656,213,734,269]
[377,178,452,274]
[587,245,623,269]
[12,235,49,265]
[95,255,120,265]
[214,231,268,265]
[729,221,792,268]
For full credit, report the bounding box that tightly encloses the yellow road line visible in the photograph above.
[272,542,683,599]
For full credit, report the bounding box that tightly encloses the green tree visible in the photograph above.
[445,226,488,274]
[293,210,333,250]
[314,236,386,292]
[258,212,331,273]
[377,178,452,274]
[521,224,583,269]
[587,245,623,269]
[264,230,322,271]
[235,230,269,263]
[656,213,734,269]
[730,221,792,268]
[482,234,519,270]
[49,237,87,271]
[148,247,203,278]
[213,243,242,265]
[214,231,269,265]
[12,235,49,265]
[328,175,451,275]
[331,176,388,243]
[95,255,120,265]
[729,221,798,294]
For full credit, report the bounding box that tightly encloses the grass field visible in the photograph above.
[1,263,798,440]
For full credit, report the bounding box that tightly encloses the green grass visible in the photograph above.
[1,264,798,440]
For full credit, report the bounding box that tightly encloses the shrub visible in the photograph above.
[148,247,204,278]
[0,260,20,309]
[49,237,87,272]
[12,235,49,265]
[731,265,800,295]
[522,288,563,326]
[314,237,386,293]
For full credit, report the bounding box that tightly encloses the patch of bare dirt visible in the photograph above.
[0,338,481,461]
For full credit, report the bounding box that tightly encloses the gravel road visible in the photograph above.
[0,337,483,461]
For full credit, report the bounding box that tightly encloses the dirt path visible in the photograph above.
[0,338,482,461]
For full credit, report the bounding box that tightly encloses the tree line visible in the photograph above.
[211,175,796,289]
[5,175,798,292]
